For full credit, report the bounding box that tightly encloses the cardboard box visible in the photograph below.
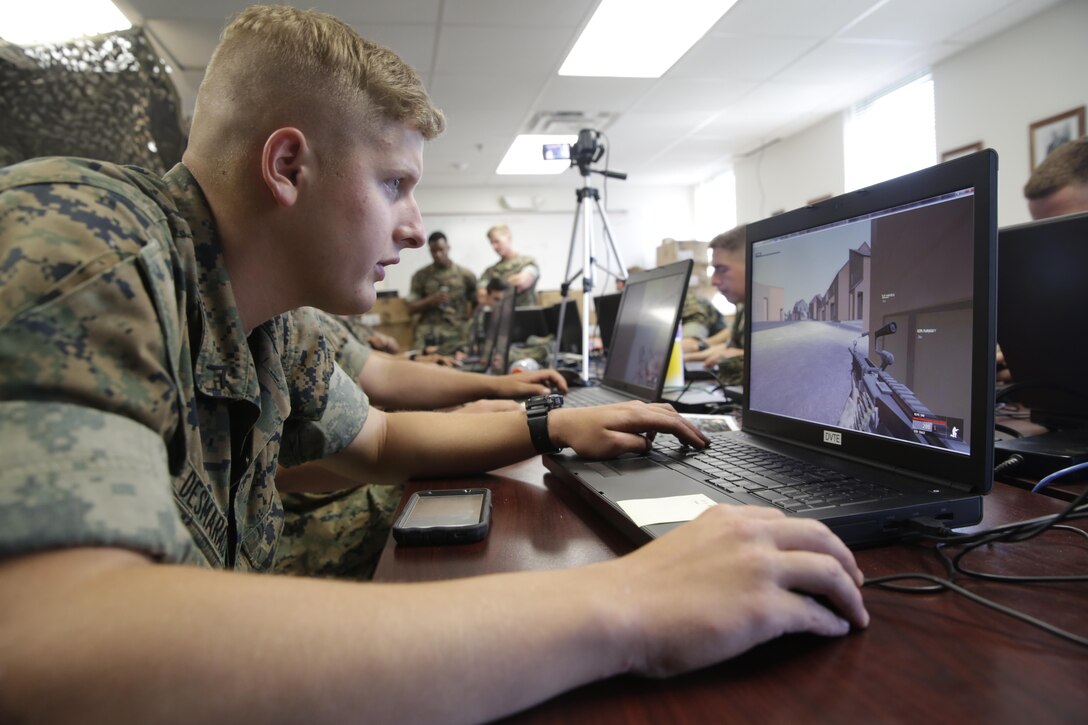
[656,239,709,269]
[369,296,411,325]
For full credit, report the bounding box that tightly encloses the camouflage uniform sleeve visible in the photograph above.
[0,161,200,563]
[278,308,369,468]
[307,307,372,381]
[0,401,200,563]
[477,263,497,290]
[681,295,711,339]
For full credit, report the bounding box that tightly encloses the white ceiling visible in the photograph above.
[114,0,1063,188]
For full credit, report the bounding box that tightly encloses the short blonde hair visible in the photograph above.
[192,4,444,160]
[709,224,747,257]
[487,224,512,240]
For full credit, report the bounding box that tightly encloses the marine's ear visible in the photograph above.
[260,127,310,207]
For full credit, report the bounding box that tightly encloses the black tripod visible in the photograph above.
[554,163,628,385]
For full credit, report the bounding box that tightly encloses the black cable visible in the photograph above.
[993,453,1024,476]
[865,572,1088,647]
[867,488,1088,647]
[993,422,1023,439]
[942,524,1088,583]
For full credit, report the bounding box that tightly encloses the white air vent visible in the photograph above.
[500,195,543,211]
[527,110,617,135]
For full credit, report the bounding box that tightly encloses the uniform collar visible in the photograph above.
[163,163,261,404]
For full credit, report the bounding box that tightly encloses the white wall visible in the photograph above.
[378,182,694,297]
[733,0,1088,228]
[934,0,1088,226]
[382,0,1088,298]
[734,114,844,224]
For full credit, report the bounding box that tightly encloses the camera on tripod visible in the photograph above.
[542,128,604,173]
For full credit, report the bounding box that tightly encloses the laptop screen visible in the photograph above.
[744,150,997,487]
[998,210,1088,427]
[600,260,692,399]
[487,291,517,374]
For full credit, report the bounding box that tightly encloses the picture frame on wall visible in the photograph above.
[940,142,983,162]
[1029,106,1086,171]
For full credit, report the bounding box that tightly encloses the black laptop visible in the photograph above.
[562,260,692,408]
[593,292,621,352]
[463,291,516,374]
[993,211,1088,475]
[996,210,1088,428]
[544,299,584,355]
[512,305,549,343]
[546,150,997,548]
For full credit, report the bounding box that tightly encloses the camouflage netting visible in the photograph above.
[0,26,186,174]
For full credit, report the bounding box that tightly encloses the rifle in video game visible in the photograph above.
[844,322,958,449]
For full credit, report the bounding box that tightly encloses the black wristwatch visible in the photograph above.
[524,394,564,455]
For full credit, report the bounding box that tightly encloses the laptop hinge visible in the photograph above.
[753,430,974,492]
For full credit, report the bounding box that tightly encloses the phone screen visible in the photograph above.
[403,492,485,527]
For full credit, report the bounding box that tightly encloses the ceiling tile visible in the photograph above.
[434,25,571,78]
[441,0,596,27]
[710,0,881,37]
[840,0,1021,44]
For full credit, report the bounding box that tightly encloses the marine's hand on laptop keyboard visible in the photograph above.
[496,368,568,396]
[549,401,710,459]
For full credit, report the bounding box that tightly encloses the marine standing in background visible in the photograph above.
[478,223,539,307]
[407,230,477,354]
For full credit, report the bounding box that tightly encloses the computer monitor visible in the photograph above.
[997,210,1088,428]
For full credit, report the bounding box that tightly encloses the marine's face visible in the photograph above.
[488,230,513,259]
[429,238,451,267]
[711,248,746,305]
[305,122,426,313]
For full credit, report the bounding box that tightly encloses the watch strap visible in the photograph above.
[525,394,563,455]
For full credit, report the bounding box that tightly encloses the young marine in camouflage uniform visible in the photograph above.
[0,8,866,722]
[685,225,748,386]
[478,223,540,307]
[406,231,477,354]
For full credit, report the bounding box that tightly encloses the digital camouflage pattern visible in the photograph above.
[409,261,476,353]
[275,308,399,580]
[713,305,746,387]
[681,293,726,340]
[307,309,373,383]
[274,483,402,580]
[0,158,368,571]
[478,254,539,307]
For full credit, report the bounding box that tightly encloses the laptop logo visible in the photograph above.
[823,430,842,446]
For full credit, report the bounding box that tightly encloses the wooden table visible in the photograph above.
[373,459,1088,723]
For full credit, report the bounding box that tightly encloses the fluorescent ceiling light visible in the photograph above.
[496,134,578,175]
[560,0,738,78]
[2,0,131,46]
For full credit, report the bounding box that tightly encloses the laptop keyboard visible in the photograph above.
[563,387,626,408]
[651,436,902,513]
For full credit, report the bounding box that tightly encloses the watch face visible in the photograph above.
[527,394,562,412]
